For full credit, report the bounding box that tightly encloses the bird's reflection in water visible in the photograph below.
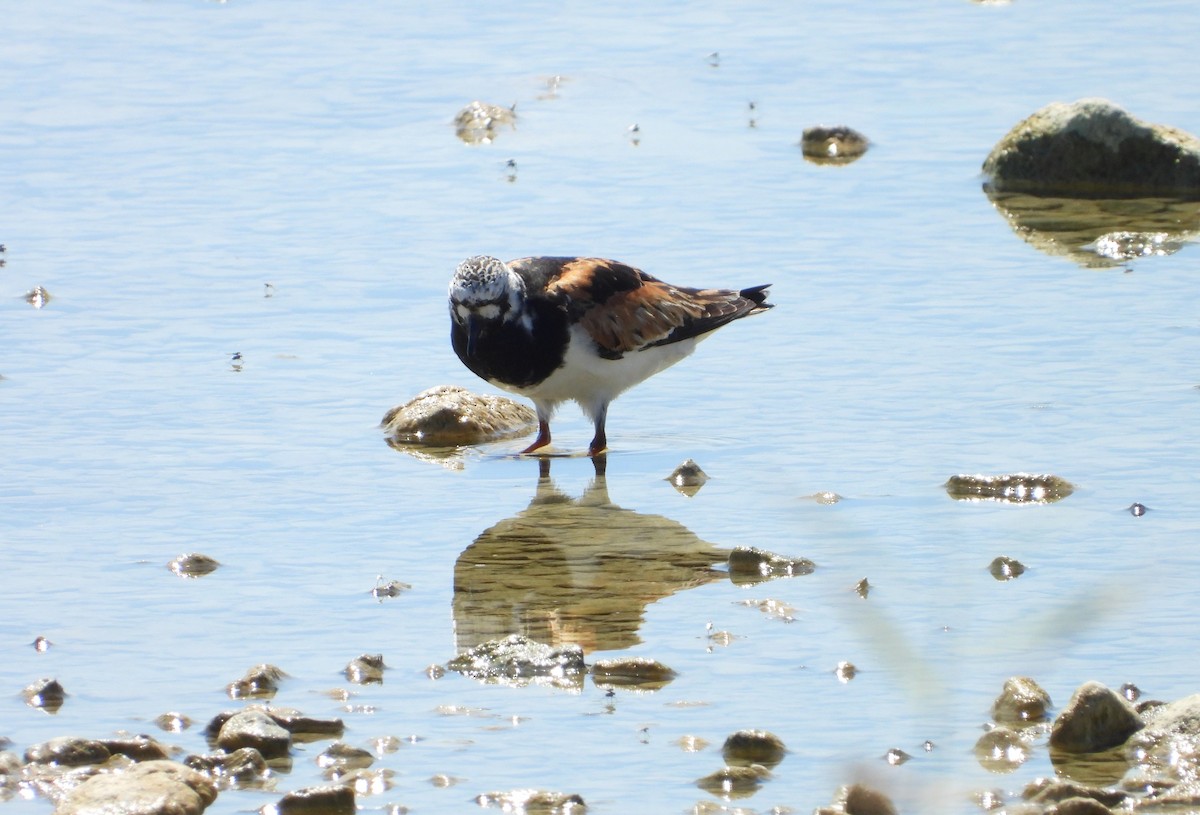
[453,455,730,654]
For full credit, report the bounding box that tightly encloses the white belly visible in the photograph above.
[494,325,698,421]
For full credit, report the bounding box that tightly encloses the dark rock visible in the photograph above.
[227,664,287,699]
[695,764,771,798]
[216,709,292,760]
[475,788,586,812]
[100,735,170,762]
[55,760,217,815]
[727,546,815,586]
[1050,681,1143,753]
[22,677,66,712]
[994,676,1053,724]
[721,729,786,768]
[665,459,708,496]
[25,737,111,767]
[989,556,1026,581]
[945,473,1074,504]
[168,553,220,578]
[185,747,271,788]
[447,634,586,690]
[983,98,1200,197]
[589,657,676,691]
[266,783,355,815]
[841,783,898,815]
[801,126,870,165]
[344,654,385,685]
[381,385,536,446]
[155,712,193,733]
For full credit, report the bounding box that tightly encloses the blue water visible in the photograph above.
[4,1,1200,813]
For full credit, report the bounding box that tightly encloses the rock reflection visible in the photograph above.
[982,188,1200,268]
[453,456,729,653]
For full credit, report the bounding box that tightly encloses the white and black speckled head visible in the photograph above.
[449,255,524,314]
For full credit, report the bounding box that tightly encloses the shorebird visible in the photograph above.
[448,255,772,456]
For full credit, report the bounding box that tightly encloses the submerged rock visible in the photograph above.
[56,760,217,815]
[993,676,1053,724]
[982,98,1200,197]
[1021,778,1127,809]
[185,747,271,789]
[727,546,815,586]
[589,657,677,691]
[454,100,517,145]
[381,385,537,446]
[665,459,709,496]
[989,556,1027,581]
[315,742,374,771]
[1049,681,1143,753]
[945,473,1074,504]
[816,783,898,815]
[447,634,586,690]
[344,654,386,685]
[23,677,66,712]
[264,783,355,815]
[800,126,870,165]
[227,664,287,699]
[974,726,1030,772]
[721,729,786,768]
[475,788,586,813]
[168,553,220,578]
[695,764,771,798]
[25,737,110,767]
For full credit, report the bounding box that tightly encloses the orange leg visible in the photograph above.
[520,419,552,455]
[587,406,608,457]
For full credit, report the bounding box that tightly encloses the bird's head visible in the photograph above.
[448,255,527,355]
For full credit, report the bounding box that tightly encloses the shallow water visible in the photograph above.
[3,1,1200,813]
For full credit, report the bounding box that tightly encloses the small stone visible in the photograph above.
[316,742,374,770]
[32,635,52,652]
[371,577,411,598]
[101,735,170,762]
[216,709,292,760]
[453,101,517,145]
[721,729,786,768]
[989,556,1026,580]
[155,712,194,732]
[945,473,1074,504]
[475,788,586,813]
[840,783,898,815]
[1129,502,1148,516]
[26,737,111,767]
[835,661,857,683]
[447,634,586,690]
[1022,778,1127,808]
[974,726,1029,772]
[168,553,220,577]
[993,676,1053,724]
[590,657,677,691]
[695,765,771,797]
[227,664,287,699]
[727,546,815,586]
[854,578,870,598]
[185,747,270,788]
[666,459,709,496]
[884,747,910,765]
[1119,682,1141,702]
[265,784,356,815]
[24,286,52,308]
[808,491,843,504]
[800,126,870,165]
[22,677,66,712]
[674,735,709,752]
[345,654,386,684]
[382,385,537,446]
[1049,681,1143,753]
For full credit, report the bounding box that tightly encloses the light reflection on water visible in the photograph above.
[3,0,1200,812]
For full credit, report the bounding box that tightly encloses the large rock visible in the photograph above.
[55,760,217,815]
[381,385,537,446]
[1049,681,1143,753]
[983,99,1200,197]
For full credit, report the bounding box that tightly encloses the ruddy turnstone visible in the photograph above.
[449,255,773,456]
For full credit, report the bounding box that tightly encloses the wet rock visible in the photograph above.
[264,783,355,815]
[727,546,815,586]
[883,747,911,765]
[1128,503,1148,517]
[155,712,194,733]
[370,577,410,599]
[25,285,51,308]
[974,726,1030,772]
[945,473,1074,504]
[454,100,517,145]
[721,729,786,768]
[737,597,797,623]
[695,765,771,798]
[344,654,385,684]
[334,767,394,795]
[475,788,587,812]
[1043,799,1111,815]
[1049,681,1143,753]
[100,735,171,762]
[227,663,287,699]
[216,709,292,760]
[56,760,217,815]
[447,634,586,690]
[807,491,843,504]
[32,635,52,652]
[264,709,345,741]
[168,553,220,578]
[1022,778,1127,809]
[315,742,374,771]
[800,125,870,165]
[854,577,870,598]
[982,98,1200,197]
[23,677,66,712]
[819,783,898,815]
[381,385,537,446]
[590,657,677,691]
[26,737,111,767]
[666,459,709,496]
[1125,692,1200,787]
[989,556,1026,581]
[835,661,858,683]
[994,676,1053,724]
[185,747,271,789]
[675,735,709,752]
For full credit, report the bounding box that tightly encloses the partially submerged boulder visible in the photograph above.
[447,634,586,690]
[983,98,1200,197]
[381,385,537,446]
[1049,681,1143,753]
[56,760,217,815]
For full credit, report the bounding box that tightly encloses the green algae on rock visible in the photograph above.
[945,473,1074,504]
